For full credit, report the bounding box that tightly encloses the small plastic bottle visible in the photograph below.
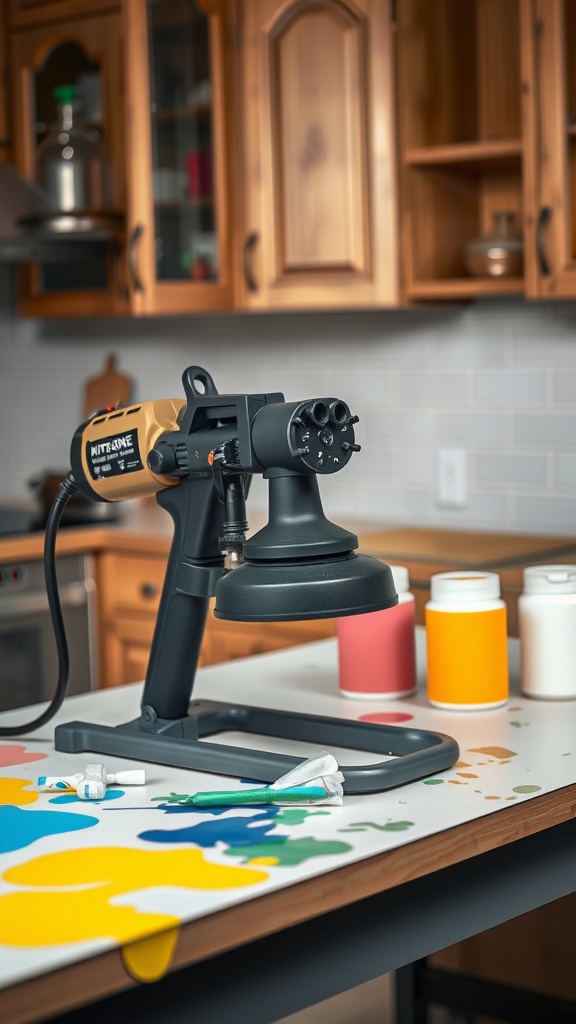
[337,564,417,699]
[425,571,508,710]
[519,565,576,700]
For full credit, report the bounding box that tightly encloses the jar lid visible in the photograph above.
[523,565,576,594]
[430,571,501,603]
[389,564,410,594]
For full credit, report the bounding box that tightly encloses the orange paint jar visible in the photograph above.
[425,571,508,710]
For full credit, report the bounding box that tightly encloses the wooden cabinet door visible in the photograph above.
[237,0,399,309]
[524,0,576,299]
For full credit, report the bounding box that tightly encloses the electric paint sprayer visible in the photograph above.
[0,366,458,790]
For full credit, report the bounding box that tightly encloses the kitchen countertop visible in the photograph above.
[2,497,576,574]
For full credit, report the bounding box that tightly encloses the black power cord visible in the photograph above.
[0,473,78,736]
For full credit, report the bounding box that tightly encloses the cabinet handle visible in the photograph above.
[536,206,551,276]
[140,582,159,599]
[128,224,144,292]
[243,232,259,292]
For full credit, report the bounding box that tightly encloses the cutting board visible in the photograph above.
[82,354,133,418]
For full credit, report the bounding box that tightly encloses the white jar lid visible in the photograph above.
[389,564,410,594]
[523,565,576,594]
[430,570,501,602]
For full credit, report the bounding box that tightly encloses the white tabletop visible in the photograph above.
[1,629,575,993]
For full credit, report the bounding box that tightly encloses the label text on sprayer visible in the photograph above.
[85,430,143,480]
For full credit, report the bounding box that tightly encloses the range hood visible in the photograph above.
[0,162,121,264]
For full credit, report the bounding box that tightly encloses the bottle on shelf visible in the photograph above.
[35,84,109,216]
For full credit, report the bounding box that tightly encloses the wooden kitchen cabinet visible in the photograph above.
[7,0,235,316]
[396,0,528,302]
[395,0,576,304]
[236,0,400,309]
[95,549,336,688]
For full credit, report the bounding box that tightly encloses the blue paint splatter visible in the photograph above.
[0,805,99,853]
[139,812,281,848]
[49,789,125,805]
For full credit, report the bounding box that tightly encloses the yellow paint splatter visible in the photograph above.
[448,780,465,785]
[0,778,37,806]
[455,761,471,768]
[485,796,501,800]
[247,856,280,866]
[0,846,268,950]
[122,927,179,982]
[468,747,517,759]
[456,772,478,779]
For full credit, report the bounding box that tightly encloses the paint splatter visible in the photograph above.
[457,773,478,779]
[423,779,444,785]
[139,812,281,849]
[0,777,37,806]
[0,805,98,853]
[49,789,125,805]
[468,747,517,759]
[0,745,48,767]
[339,820,414,833]
[512,785,541,794]
[226,836,352,866]
[358,712,414,724]
[485,796,501,800]
[122,928,179,982]
[0,847,268,953]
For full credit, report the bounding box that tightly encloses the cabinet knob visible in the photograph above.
[140,582,158,599]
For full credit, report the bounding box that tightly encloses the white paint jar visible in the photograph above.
[519,565,576,700]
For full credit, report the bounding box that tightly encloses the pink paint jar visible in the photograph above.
[337,565,417,699]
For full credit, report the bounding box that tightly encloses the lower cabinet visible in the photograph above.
[96,549,336,688]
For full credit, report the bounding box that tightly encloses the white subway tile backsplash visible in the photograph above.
[475,452,548,485]
[2,297,576,535]
[398,371,467,402]
[515,414,576,445]
[555,454,576,488]
[472,369,546,403]
[438,411,509,443]
[515,495,576,534]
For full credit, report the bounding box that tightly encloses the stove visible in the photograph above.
[0,507,42,537]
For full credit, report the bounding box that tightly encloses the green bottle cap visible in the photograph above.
[52,84,77,104]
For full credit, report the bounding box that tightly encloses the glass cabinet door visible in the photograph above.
[124,0,233,313]
[148,0,218,283]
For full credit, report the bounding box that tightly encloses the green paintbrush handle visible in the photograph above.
[190,785,328,806]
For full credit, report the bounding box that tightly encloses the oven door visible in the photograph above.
[0,554,97,712]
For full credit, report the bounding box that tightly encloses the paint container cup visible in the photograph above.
[425,571,508,710]
[519,565,576,700]
[337,565,417,699]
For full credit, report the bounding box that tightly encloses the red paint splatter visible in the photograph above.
[358,712,414,724]
[0,744,48,767]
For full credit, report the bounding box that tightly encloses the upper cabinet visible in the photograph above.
[395,0,576,304]
[236,0,400,309]
[7,0,234,316]
[396,0,528,302]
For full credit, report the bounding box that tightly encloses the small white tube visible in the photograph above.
[38,764,146,800]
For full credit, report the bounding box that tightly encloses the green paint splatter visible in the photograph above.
[423,778,444,785]
[275,808,329,825]
[225,836,352,866]
[510,722,522,728]
[512,785,541,794]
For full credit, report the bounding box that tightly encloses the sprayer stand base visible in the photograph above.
[54,698,459,794]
